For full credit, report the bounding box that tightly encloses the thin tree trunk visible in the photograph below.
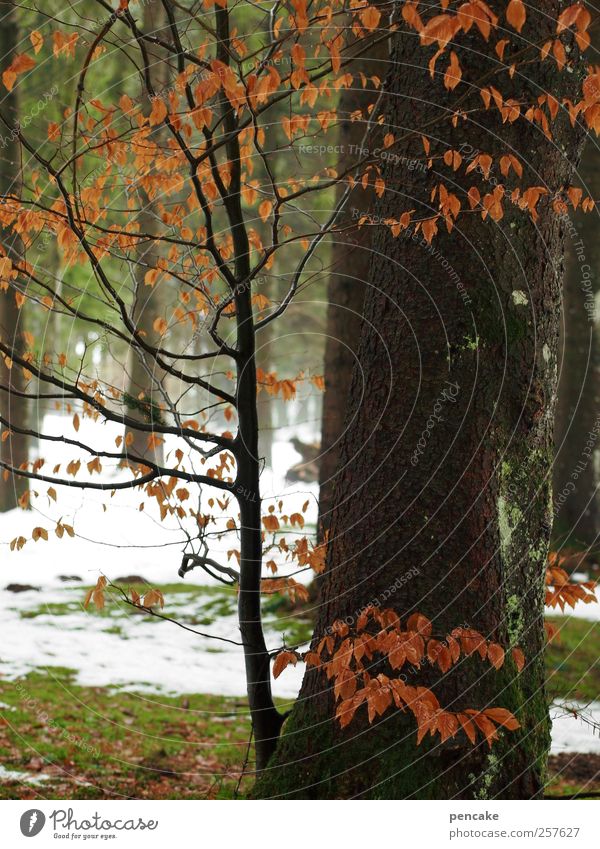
[318,21,389,538]
[212,7,284,771]
[0,2,29,511]
[255,1,584,798]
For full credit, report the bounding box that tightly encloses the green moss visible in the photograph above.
[472,751,501,800]
[505,594,525,646]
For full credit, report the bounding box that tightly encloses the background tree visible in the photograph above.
[0,0,29,511]
[554,21,600,548]
[123,0,171,465]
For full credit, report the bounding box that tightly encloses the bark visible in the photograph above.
[255,2,585,798]
[0,2,29,511]
[553,125,600,545]
[318,23,389,538]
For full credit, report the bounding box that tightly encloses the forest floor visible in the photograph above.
[0,605,598,799]
[0,667,255,799]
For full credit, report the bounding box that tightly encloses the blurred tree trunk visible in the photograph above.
[124,0,169,466]
[554,88,600,548]
[0,2,29,511]
[256,297,275,470]
[255,1,584,798]
[318,24,389,538]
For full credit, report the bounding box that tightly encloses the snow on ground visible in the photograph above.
[0,765,50,786]
[0,416,316,701]
[550,702,600,754]
[0,415,318,588]
[1,415,600,754]
[0,583,305,700]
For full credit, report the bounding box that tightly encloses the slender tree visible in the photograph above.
[0,0,386,771]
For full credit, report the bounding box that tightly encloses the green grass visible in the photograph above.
[16,582,236,624]
[0,667,252,799]
[545,616,600,703]
[15,580,313,643]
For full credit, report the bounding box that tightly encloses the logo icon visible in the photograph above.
[19,810,46,837]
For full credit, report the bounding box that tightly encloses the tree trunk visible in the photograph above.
[124,0,169,466]
[318,24,389,538]
[255,2,585,798]
[0,2,29,512]
[256,280,276,470]
[554,126,600,546]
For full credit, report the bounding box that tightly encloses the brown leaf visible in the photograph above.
[272,650,297,679]
[487,642,505,670]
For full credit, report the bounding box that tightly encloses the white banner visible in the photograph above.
[0,800,598,848]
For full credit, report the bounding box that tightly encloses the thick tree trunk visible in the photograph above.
[0,3,29,512]
[318,25,389,538]
[554,135,600,546]
[255,2,584,798]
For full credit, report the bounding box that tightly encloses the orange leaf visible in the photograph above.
[273,650,297,679]
[32,527,48,542]
[149,98,168,126]
[506,0,526,33]
[444,52,462,91]
[487,642,505,669]
[359,6,381,32]
[484,707,520,730]
[457,712,476,744]
[262,514,280,532]
[473,713,499,747]
[30,31,44,55]
[258,200,272,222]
[511,646,525,672]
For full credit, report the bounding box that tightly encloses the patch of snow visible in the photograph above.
[0,765,51,785]
[0,584,306,701]
[0,420,315,702]
[545,603,600,622]
[551,702,600,754]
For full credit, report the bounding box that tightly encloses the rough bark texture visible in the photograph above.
[0,2,29,512]
[554,133,600,546]
[255,2,585,799]
[318,28,389,537]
